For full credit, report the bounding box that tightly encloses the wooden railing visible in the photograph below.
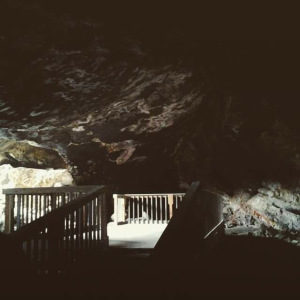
[3,186,95,233]
[152,182,224,264]
[113,193,185,225]
[3,185,110,272]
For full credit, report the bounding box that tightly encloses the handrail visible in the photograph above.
[115,193,186,197]
[3,185,99,195]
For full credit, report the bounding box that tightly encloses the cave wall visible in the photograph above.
[0,2,299,196]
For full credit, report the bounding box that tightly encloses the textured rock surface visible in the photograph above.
[1,2,300,193]
[0,139,66,169]
[0,164,73,230]
[223,182,300,246]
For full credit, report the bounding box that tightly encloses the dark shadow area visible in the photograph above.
[29,236,299,299]
[0,233,41,297]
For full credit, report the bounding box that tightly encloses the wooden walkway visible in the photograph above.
[107,222,167,248]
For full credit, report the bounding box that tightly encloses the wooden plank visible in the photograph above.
[3,185,101,195]
[128,198,131,224]
[21,195,25,226]
[100,193,108,247]
[34,195,38,221]
[70,211,75,261]
[25,194,29,225]
[30,195,33,223]
[16,194,21,229]
[75,208,80,252]
[92,198,96,247]
[168,194,174,220]
[96,197,100,242]
[88,201,93,247]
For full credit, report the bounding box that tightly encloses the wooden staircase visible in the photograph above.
[3,185,110,274]
[2,182,300,298]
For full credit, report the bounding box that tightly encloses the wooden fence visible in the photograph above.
[3,185,110,273]
[113,193,185,224]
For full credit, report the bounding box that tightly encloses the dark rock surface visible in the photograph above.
[1,1,300,195]
[223,182,300,245]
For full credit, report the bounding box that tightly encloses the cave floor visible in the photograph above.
[107,222,167,248]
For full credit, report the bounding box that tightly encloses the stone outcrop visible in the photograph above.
[0,139,66,169]
[223,182,300,246]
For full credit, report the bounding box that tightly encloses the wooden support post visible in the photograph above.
[113,194,126,225]
[168,194,174,220]
[48,216,64,273]
[4,194,15,233]
[51,193,57,211]
[113,194,118,225]
[101,193,109,248]
[118,196,126,224]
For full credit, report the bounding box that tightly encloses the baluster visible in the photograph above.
[65,213,70,262]
[39,228,45,269]
[149,196,152,223]
[92,198,96,247]
[156,196,159,223]
[156,196,159,224]
[34,195,38,221]
[96,196,100,243]
[16,194,21,229]
[164,196,168,223]
[30,194,33,222]
[21,195,25,226]
[62,193,66,206]
[158,196,162,223]
[142,196,145,224]
[88,201,93,247]
[38,194,42,218]
[83,205,87,249]
[75,209,80,252]
[100,193,108,247]
[51,193,56,211]
[43,194,46,216]
[48,216,64,274]
[25,194,29,224]
[86,203,89,248]
[152,196,155,224]
[70,211,75,261]
[138,196,141,224]
[128,197,131,224]
[81,206,85,250]
[132,197,135,224]
[145,196,148,224]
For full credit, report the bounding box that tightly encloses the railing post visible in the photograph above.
[113,194,126,225]
[113,194,118,225]
[48,216,65,273]
[50,193,57,211]
[101,193,109,248]
[168,194,174,220]
[4,194,15,233]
